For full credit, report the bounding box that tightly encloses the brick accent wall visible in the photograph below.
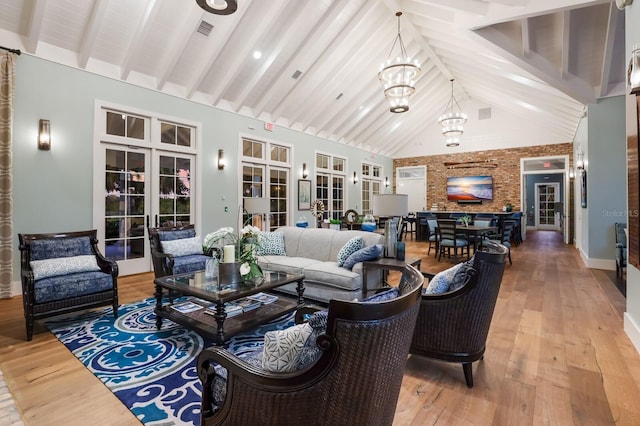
[393,143,573,213]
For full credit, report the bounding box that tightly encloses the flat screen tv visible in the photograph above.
[446,175,493,201]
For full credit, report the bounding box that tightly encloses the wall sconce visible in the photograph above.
[385,176,390,187]
[569,167,575,179]
[217,149,225,170]
[629,44,640,95]
[302,163,308,179]
[38,119,51,151]
[576,152,585,170]
[353,171,358,184]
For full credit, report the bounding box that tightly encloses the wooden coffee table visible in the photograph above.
[154,270,305,346]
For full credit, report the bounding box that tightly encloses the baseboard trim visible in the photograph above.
[625,313,640,356]
[579,250,616,271]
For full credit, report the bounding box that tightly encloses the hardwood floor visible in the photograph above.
[1,230,639,425]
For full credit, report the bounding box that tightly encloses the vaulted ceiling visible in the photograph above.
[0,0,626,158]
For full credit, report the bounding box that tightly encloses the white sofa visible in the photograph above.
[257,227,384,303]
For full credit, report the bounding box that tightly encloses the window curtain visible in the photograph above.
[0,53,15,298]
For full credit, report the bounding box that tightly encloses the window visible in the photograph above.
[242,138,291,231]
[361,161,383,214]
[160,122,192,147]
[315,153,346,220]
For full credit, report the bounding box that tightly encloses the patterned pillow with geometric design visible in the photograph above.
[261,323,313,372]
[256,231,287,256]
[336,236,363,266]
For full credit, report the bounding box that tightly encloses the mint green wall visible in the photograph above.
[11,55,391,277]
[585,96,627,260]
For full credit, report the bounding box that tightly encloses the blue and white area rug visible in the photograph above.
[45,297,294,426]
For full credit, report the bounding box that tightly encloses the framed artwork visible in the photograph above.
[581,170,587,208]
[298,180,311,210]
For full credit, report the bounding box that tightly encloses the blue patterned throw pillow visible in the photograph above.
[424,262,464,294]
[336,236,363,266]
[256,231,286,255]
[449,257,475,292]
[342,244,383,270]
[262,323,313,372]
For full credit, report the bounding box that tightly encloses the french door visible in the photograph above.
[535,183,560,230]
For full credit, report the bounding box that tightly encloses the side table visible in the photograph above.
[362,257,422,298]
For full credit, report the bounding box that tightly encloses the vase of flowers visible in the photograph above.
[460,215,472,227]
[203,225,263,282]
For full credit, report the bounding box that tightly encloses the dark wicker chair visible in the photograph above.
[18,229,118,341]
[410,240,508,388]
[197,265,424,426]
[615,222,627,279]
[148,224,209,278]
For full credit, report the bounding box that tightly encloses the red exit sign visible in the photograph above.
[264,122,274,131]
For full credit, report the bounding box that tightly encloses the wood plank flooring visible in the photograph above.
[1,230,639,425]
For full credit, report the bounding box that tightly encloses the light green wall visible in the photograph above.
[586,96,627,260]
[11,55,392,277]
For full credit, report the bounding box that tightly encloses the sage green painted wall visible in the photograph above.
[11,55,391,278]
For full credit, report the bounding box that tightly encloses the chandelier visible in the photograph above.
[196,0,237,15]
[378,12,421,113]
[438,79,467,147]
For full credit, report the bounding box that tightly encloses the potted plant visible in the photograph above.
[329,218,342,231]
[460,215,472,227]
[503,202,513,212]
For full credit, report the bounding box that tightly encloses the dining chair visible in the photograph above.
[437,219,470,262]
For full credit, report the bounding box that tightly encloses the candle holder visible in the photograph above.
[219,261,242,284]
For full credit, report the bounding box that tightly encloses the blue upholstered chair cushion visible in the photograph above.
[30,255,101,280]
[336,236,363,266]
[30,236,93,261]
[256,231,286,256]
[362,287,400,302]
[342,244,383,270]
[160,236,203,257]
[439,238,468,247]
[294,310,328,370]
[34,271,114,304]
[158,228,196,242]
[172,254,209,275]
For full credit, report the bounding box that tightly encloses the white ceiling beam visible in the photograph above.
[185,0,254,99]
[418,0,490,16]
[599,3,621,97]
[156,7,204,91]
[25,0,46,54]
[521,17,530,56]
[561,11,570,78]
[120,0,159,80]
[78,0,109,69]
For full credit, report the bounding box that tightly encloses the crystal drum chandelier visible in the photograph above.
[438,79,467,147]
[378,12,421,113]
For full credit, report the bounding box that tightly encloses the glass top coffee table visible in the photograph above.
[154,270,305,346]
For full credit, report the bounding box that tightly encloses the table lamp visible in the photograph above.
[372,194,408,258]
[244,197,270,231]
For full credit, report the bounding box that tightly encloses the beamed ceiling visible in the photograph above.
[0,0,627,158]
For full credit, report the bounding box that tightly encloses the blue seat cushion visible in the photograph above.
[30,236,93,261]
[158,228,196,242]
[172,254,209,275]
[440,239,468,247]
[34,271,114,304]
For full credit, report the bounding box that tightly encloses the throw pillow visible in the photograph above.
[160,236,203,257]
[361,287,399,302]
[256,231,286,256]
[294,310,328,370]
[262,322,313,373]
[336,236,363,266]
[30,255,101,280]
[449,257,475,292]
[342,244,383,270]
[423,262,464,295]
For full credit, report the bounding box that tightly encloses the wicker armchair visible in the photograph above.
[197,265,424,426]
[148,224,209,278]
[410,240,508,387]
[18,230,118,341]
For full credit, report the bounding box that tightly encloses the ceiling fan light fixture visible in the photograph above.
[439,79,467,146]
[196,0,237,15]
[378,12,421,113]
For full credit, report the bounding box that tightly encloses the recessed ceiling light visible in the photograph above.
[253,51,262,59]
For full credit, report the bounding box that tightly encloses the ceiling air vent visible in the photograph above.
[478,107,491,120]
[336,93,343,100]
[197,20,214,37]
[291,70,302,80]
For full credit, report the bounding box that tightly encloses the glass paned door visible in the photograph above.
[270,168,289,231]
[103,146,150,275]
[154,152,195,228]
[535,183,560,230]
